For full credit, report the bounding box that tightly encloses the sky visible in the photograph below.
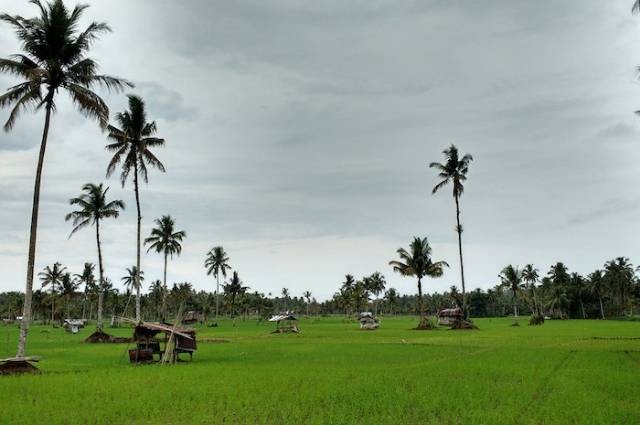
[1,0,640,301]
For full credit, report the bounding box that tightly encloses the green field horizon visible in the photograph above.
[1,316,638,424]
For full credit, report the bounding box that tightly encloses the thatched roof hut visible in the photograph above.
[268,313,299,333]
[358,312,380,330]
[437,308,463,326]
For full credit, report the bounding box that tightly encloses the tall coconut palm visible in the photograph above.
[384,288,399,315]
[430,145,473,319]
[204,246,231,322]
[74,262,96,320]
[522,264,540,316]
[65,183,124,329]
[59,272,79,319]
[106,95,165,322]
[499,265,523,317]
[363,272,386,315]
[145,215,186,321]
[38,262,66,323]
[0,0,130,358]
[389,237,449,328]
[281,288,290,311]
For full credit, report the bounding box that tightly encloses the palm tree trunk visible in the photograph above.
[215,274,220,322]
[133,161,142,322]
[96,218,105,330]
[454,194,468,320]
[162,251,168,321]
[417,277,424,319]
[17,99,53,358]
[580,297,586,319]
[599,295,605,319]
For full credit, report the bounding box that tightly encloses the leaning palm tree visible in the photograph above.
[499,265,523,317]
[145,215,186,321]
[204,246,231,323]
[0,0,130,358]
[38,262,66,324]
[65,183,124,329]
[430,145,473,319]
[106,95,165,322]
[389,237,449,329]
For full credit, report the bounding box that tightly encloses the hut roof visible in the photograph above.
[268,314,297,322]
[437,308,462,318]
[134,321,195,340]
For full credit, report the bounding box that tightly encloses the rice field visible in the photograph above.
[0,316,638,424]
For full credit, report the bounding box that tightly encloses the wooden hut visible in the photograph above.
[63,319,86,334]
[358,312,380,330]
[129,322,197,364]
[437,308,463,326]
[268,313,299,333]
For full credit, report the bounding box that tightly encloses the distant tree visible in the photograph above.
[38,262,66,323]
[204,246,231,323]
[522,264,540,316]
[337,275,356,316]
[223,271,248,319]
[389,237,449,328]
[106,95,166,322]
[145,215,186,320]
[66,183,124,329]
[281,288,290,311]
[499,265,523,317]
[59,273,79,319]
[148,280,165,320]
[587,270,607,319]
[384,288,399,315]
[570,272,587,319]
[430,145,473,319]
[121,266,144,318]
[363,272,386,315]
[1,0,130,358]
[303,290,312,316]
[603,257,636,316]
[74,262,96,321]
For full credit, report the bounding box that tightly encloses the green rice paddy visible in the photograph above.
[0,317,638,424]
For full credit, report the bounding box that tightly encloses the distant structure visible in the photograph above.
[268,313,299,333]
[129,321,197,364]
[437,308,463,326]
[63,319,86,334]
[358,312,380,330]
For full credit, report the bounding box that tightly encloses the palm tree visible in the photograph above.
[1,0,130,358]
[384,288,399,315]
[303,290,312,316]
[499,265,523,317]
[223,271,248,319]
[430,145,473,319]
[338,275,356,316]
[121,266,144,318]
[588,270,607,319]
[570,272,587,319]
[145,215,186,321]
[148,280,165,320]
[65,183,124,329]
[522,264,540,316]
[389,236,449,328]
[74,262,96,320]
[106,95,165,322]
[363,272,386,315]
[59,272,79,319]
[281,288,290,311]
[38,262,66,323]
[204,246,231,323]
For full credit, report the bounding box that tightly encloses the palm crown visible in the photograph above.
[145,215,186,258]
[205,246,231,279]
[39,262,66,291]
[0,0,130,130]
[429,145,473,198]
[65,183,125,236]
[106,95,166,186]
[122,266,144,292]
[389,237,449,280]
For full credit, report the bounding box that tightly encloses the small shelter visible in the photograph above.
[129,321,197,364]
[437,308,463,326]
[182,311,200,325]
[268,313,299,333]
[63,319,86,334]
[358,312,380,330]
[0,356,40,375]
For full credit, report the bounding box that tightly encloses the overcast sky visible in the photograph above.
[1,0,639,300]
